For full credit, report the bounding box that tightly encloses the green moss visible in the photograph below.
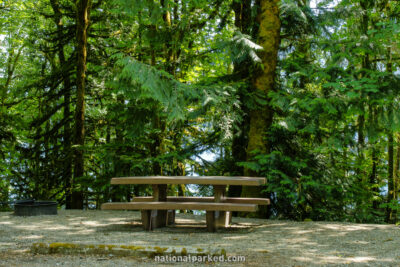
[154,247,168,252]
[47,242,79,254]
[153,246,168,254]
[181,247,187,256]
[49,243,78,249]
[221,248,226,256]
[33,242,47,248]
[31,242,219,259]
[120,245,144,250]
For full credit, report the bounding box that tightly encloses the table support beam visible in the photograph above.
[206,185,231,232]
[141,185,168,230]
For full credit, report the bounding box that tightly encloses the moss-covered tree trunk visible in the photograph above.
[72,0,91,209]
[241,0,281,218]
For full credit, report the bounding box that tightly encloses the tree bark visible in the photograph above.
[1,44,24,108]
[395,133,400,199]
[387,129,395,222]
[385,50,396,223]
[161,0,174,75]
[357,0,371,184]
[50,0,73,209]
[368,104,379,211]
[228,0,253,201]
[241,0,281,218]
[72,0,91,209]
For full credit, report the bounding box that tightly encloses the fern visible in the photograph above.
[110,54,240,139]
[220,31,263,65]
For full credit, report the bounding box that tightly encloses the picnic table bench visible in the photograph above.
[101,176,269,232]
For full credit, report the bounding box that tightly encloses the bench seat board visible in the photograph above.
[132,196,270,205]
[101,201,258,212]
[110,176,266,186]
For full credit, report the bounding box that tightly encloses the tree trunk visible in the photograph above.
[1,44,24,108]
[357,0,370,185]
[161,0,174,74]
[72,0,91,209]
[356,106,365,187]
[368,104,379,211]
[386,129,395,222]
[241,0,281,218]
[355,0,372,213]
[386,50,396,223]
[50,0,73,209]
[395,133,400,200]
[228,0,253,201]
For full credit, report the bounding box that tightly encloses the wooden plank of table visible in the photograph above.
[101,202,258,212]
[111,176,266,186]
[132,196,270,205]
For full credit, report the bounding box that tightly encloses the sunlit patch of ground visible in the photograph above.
[0,210,400,266]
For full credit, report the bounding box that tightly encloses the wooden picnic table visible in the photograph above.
[102,176,268,231]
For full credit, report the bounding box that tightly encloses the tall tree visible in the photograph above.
[49,0,74,209]
[72,0,92,209]
[241,0,281,218]
[228,0,253,200]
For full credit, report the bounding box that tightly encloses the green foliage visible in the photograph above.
[1,0,400,224]
[224,32,263,64]
[112,55,187,122]
[239,124,351,221]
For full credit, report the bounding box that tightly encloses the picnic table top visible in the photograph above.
[110,176,266,186]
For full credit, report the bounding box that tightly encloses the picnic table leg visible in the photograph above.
[141,210,152,230]
[166,210,175,225]
[152,184,168,228]
[206,185,230,232]
[140,184,168,230]
[206,211,216,232]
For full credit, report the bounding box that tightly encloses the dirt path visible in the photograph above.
[1,210,400,266]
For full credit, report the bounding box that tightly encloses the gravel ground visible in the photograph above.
[1,210,400,266]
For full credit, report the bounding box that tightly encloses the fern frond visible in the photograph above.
[221,31,263,65]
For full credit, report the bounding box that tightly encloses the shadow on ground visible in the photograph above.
[1,210,400,266]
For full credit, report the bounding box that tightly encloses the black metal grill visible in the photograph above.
[14,200,57,216]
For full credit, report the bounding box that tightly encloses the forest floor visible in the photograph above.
[0,210,400,266]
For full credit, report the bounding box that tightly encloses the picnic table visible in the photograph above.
[101,176,269,232]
